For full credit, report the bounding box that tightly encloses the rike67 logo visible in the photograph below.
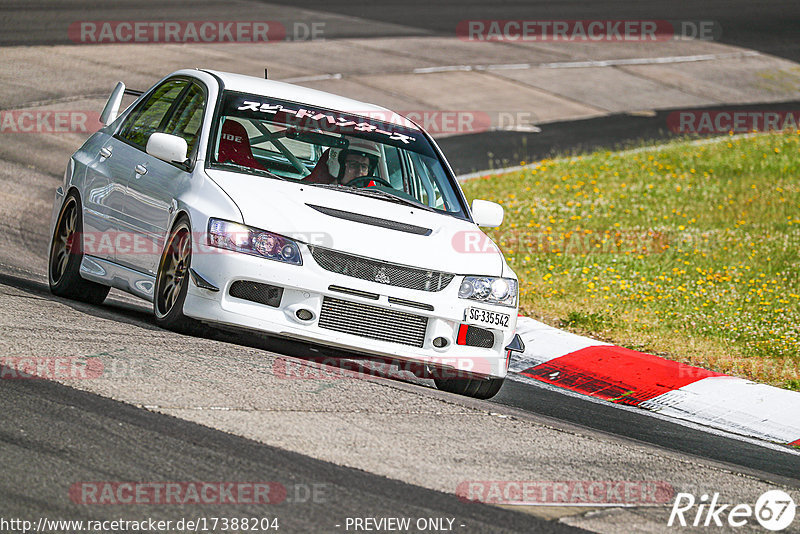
[668,490,796,531]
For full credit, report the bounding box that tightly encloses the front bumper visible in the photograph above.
[184,241,518,379]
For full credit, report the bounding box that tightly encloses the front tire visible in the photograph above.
[434,375,505,399]
[154,216,198,333]
[48,192,110,304]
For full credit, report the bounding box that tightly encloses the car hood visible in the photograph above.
[206,169,505,276]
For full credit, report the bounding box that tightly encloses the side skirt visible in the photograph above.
[80,255,156,302]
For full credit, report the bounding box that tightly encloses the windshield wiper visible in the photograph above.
[306,182,437,212]
[352,188,438,212]
[306,182,351,191]
[212,161,287,181]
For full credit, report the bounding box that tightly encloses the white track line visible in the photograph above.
[538,51,760,69]
[411,51,760,74]
[281,52,761,83]
[280,73,343,83]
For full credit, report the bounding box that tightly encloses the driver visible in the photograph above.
[331,138,381,186]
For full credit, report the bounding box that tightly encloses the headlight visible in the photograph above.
[207,218,302,265]
[458,276,517,307]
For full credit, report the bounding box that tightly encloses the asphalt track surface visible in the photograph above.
[4,0,800,63]
[1,351,575,533]
[4,1,798,174]
[1,1,795,179]
[260,0,800,63]
[1,264,798,531]
[3,271,800,487]
[2,1,800,532]
[261,0,800,174]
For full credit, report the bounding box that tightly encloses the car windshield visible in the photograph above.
[208,90,467,218]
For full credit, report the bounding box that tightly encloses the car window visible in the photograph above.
[209,91,469,219]
[118,79,187,149]
[383,145,404,189]
[409,152,448,209]
[164,83,205,156]
[248,123,315,161]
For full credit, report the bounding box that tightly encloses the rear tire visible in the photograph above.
[154,216,199,334]
[434,375,505,399]
[48,192,110,305]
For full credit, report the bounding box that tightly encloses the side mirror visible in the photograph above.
[146,133,188,164]
[99,82,126,125]
[471,199,504,227]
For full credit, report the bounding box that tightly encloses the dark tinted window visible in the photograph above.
[118,80,187,149]
[165,83,205,156]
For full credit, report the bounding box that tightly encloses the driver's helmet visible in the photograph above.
[328,138,381,180]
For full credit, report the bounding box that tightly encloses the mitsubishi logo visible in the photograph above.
[375,267,390,284]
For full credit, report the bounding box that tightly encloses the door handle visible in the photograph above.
[99,146,112,158]
[134,164,148,176]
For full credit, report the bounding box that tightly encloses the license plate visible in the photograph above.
[465,307,511,329]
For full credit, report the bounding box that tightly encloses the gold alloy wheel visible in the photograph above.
[49,197,78,284]
[157,226,191,316]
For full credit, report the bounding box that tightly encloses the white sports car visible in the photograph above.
[48,69,523,399]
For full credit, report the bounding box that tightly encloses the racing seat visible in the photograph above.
[303,149,336,184]
[218,120,266,170]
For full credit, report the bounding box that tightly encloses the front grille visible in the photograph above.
[310,246,454,292]
[318,296,428,348]
[229,280,283,307]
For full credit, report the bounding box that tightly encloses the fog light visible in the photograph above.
[433,337,448,348]
[296,309,314,321]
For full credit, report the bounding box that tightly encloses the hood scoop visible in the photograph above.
[306,204,432,236]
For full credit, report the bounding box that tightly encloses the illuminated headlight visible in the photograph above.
[207,218,302,265]
[458,276,517,307]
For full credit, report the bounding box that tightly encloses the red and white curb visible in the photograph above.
[511,316,800,447]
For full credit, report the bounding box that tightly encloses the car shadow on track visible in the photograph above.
[0,270,431,390]
[0,362,572,533]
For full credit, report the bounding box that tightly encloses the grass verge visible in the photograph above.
[460,131,800,389]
